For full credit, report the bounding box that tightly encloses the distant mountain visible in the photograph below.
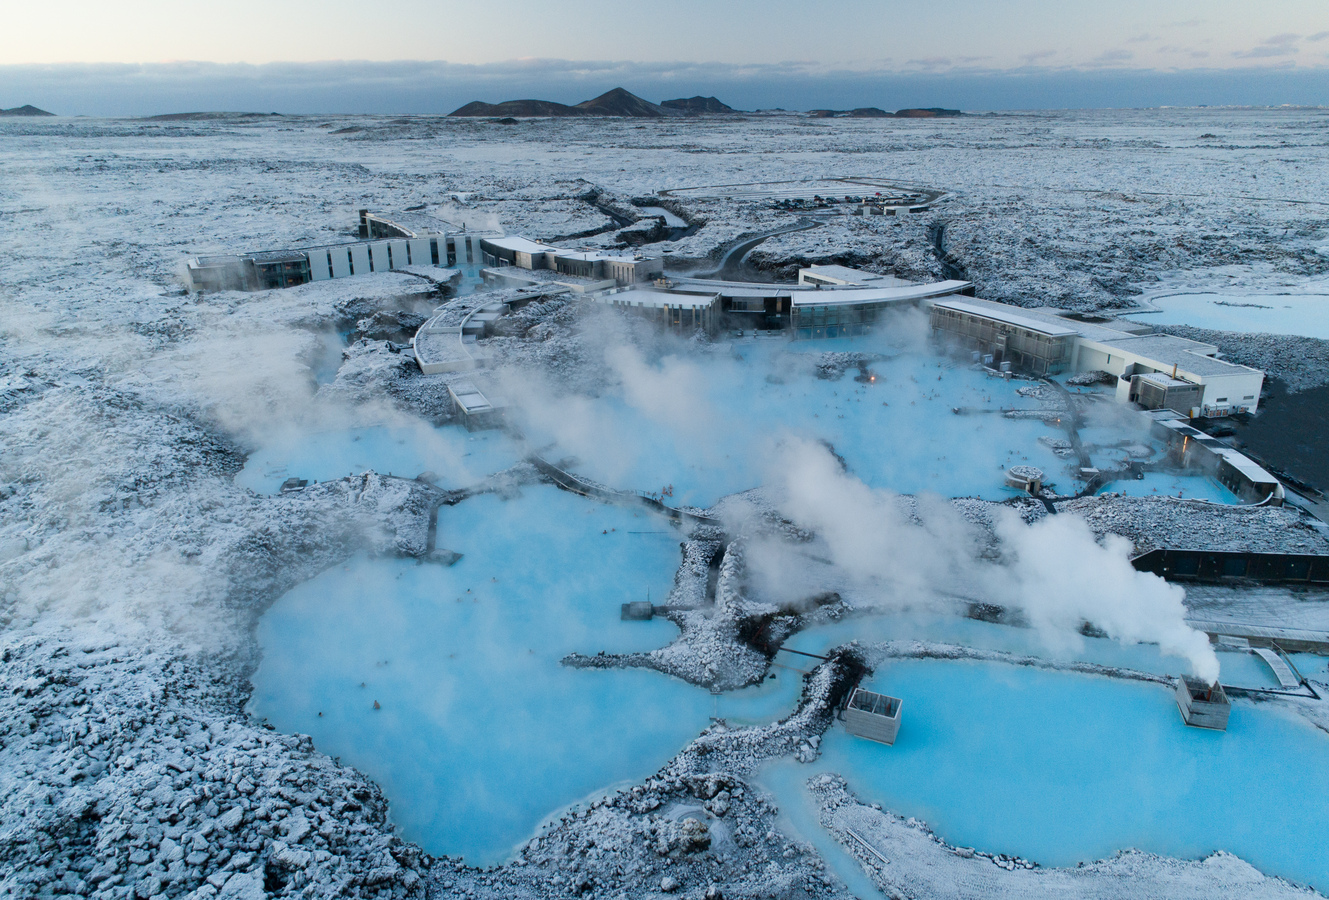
[660,96,736,114]
[575,88,667,117]
[449,99,583,118]
[809,108,890,118]
[143,112,282,121]
[894,108,963,118]
[451,88,738,118]
[1,105,55,117]
[808,107,962,119]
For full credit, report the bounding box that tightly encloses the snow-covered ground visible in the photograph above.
[3,108,1329,900]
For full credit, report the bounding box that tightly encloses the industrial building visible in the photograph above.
[928,295,1264,416]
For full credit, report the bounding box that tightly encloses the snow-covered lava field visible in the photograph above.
[3,107,1329,900]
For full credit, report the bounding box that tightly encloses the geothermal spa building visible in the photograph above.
[184,210,1264,420]
[928,296,1264,417]
[186,231,494,292]
[187,219,665,293]
[454,244,1264,420]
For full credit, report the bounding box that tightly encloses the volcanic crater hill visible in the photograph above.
[0,105,55,116]
[142,111,283,122]
[448,98,585,118]
[449,87,738,118]
[660,95,737,114]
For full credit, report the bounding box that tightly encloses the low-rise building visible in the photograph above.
[1153,419,1284,503]
[447,379,506,431]
[927,296,1263,416]
[479,236,663,286]
[929,299,1078,375]
[185,208,504,292]
[798,265,917,288]
[597,287,721,335]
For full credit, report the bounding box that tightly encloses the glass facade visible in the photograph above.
[791,300,900,340]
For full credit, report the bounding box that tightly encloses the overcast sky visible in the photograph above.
[3,0,1327,114]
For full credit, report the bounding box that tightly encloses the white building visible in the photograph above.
[1076,333,1263,418]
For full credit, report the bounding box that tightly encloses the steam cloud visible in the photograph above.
[771,436,1221,682]
[990,510,1220,682]
[503,328,1221,683]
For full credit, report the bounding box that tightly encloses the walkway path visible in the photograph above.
[527,455,721,527]
[1188,619,1329,654]
[1252,647,1302,688]
[697,218,822,280]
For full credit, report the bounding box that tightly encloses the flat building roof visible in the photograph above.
[1090,334,1255,378]
[801,265,916,287]
[610,288,719,309]
[447,380,496,414]
[932,299,1079,336]
[795,280,972,308]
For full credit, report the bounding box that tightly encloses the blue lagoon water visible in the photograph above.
[250,487,720,863]
[248,333,1328,880]
[1098,472,1241,504]
[519,338,1071,508]
[765,658,1329,891]
[784,612,1283,688]
[236,423,523,494]
[1127,293,1329,339]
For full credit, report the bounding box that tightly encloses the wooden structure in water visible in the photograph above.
[843,686,903,745]
[1175,676,1230,731]
[621,601,654,621]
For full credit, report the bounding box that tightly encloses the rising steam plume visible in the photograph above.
[771,437,1221,682]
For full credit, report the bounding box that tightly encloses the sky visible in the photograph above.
[2,0,1328,114]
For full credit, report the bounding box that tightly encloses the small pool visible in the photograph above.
[1097,472,1241,504]
[235,423,523,494]
[769,658,1329,892]
[1126,292,1329,339]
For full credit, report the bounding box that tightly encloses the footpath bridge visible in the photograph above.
[527,455,721,527]
[1251,647,1302,689]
